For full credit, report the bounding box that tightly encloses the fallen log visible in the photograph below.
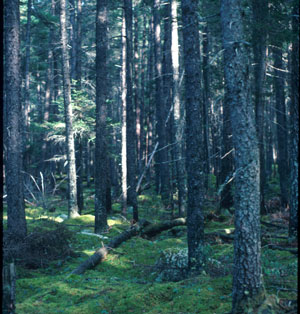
[70,218,186,275]
[141,218,186,238]
[260,220,288,229]
[266,244,298,255]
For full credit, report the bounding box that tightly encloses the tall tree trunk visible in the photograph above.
[95,0,109,233]
[220,94,234,210]
[4,0,27,240]
[59,0,79,218]
[288,3,299,238]
[24,0,32,131]
[202,24,210,191]
[220,0,265,312]
[252,0,267,214]
[124,0,138,222]
[121,13,127,214]
[171,0,186,217]
[273,47,289,208]
[162,1,173,209]
[75,0,83,214]
[181,0,205,269]
[69,0,76,81]
[153,0,170,205]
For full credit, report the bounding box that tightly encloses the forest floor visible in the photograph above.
[3,177,298,314]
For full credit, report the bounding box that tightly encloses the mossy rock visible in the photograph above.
[155,248,188,282]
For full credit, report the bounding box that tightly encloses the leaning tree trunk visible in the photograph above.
[4,0,27,240]
[124,0,138,222]
[221,0,265,312]
[95,0,109,233]
[288,3,299,238]
[181,0,205,270]
[59,0,79,218]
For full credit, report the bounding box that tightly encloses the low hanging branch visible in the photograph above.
[70,218,187,276]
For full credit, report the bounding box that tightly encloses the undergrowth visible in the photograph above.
[2,179,298,314]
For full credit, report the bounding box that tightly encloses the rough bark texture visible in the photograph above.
[124,0,138,221]
[220,0,265,312]
[181,0,205,270]
[153,0,170,203]
[2,263,16,314]
[60,0,79,218]
[95,0,108,233]
[252,0,267,214]
[171,0,185,217]
[273,47,289,208]
[288,3,299,238]
[4,0,27,240]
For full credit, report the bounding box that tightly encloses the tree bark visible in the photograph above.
[171,0,186,217]
[221,0,265,312]
[181,0,205,270]
[153,0,170,204]
[124,0,138,222]
[252,0,268,214]
[288,3,299,238]
[273,47,289,208]
[4,0,27,240]
[95,0,109,233]
[59,0,79,218]
[2,263,16,314]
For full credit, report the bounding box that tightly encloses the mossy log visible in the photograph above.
[70,218,187,275]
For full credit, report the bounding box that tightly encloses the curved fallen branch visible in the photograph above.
[70,218,187,276]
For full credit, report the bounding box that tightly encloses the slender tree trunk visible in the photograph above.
[153,0,170,205]
[69,0,76,81]
[75,0,83,214]
[171,0,185,217]
[24,0,32,130]
[252,0,267,214]
[288,3,299,238]
[121,13,127,214]
[124,0,138,222]
[273,47,289,208]
[202,24,210,191]
[59,0,79,218]
[220,94,234,210]
[95,0,109,233]
[220,0,265,312]
[4,0,27,240]
[181,0,205,269]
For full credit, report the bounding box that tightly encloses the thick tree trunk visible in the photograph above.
[171,0,186,217]
[181,0,205,270]
[288,3,299,238]
[4,0,27,240]
[273,47,289,208]
[252,0,268,214]
[95,0,109,233]
[220,0,265,312]
[59,0,79,218]
[124,0,138,222]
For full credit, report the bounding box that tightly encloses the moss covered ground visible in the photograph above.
[3,178,298,314]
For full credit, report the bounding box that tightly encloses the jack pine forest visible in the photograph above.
[3,0,298,313]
